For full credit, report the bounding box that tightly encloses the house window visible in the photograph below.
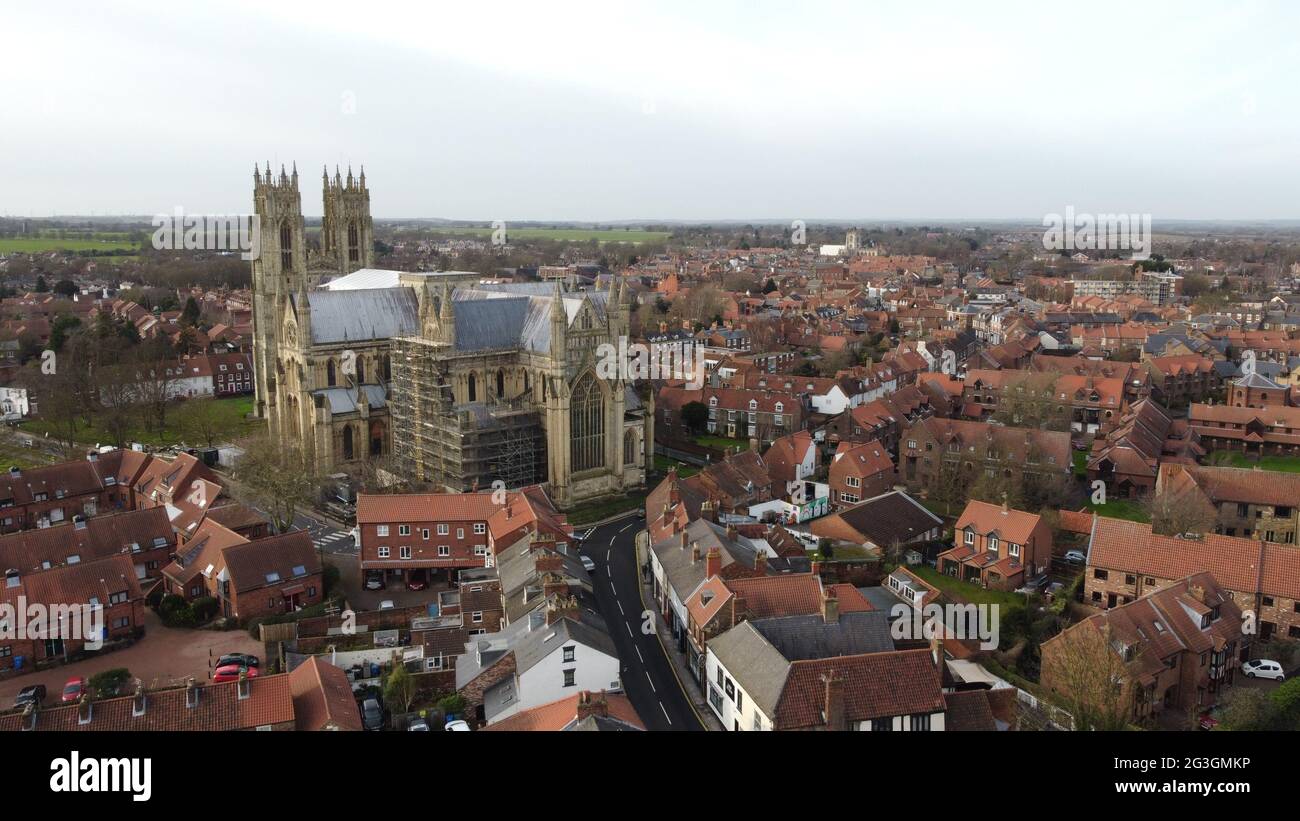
[1093,569,1108,580]
[563,669,576,687]
[1009,543,1020,558]
[398,525,411,537]
[437,524,449,535]
[474,523,486,535]
[472,611,483,624]
[377,547,390,559]
[563,646,575,663]
[871,718,893,731]
[964,530,974,545]
[909,714,930,731]
[422,529,430,540]
[988,536,999,554]
[376,525,389,537]
[846,476,860,488]
[457,528,465,540]
[399,546,412,560]
[438,545,450,557]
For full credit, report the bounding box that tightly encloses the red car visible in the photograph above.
[212,664,260,684]
[61,677,86,703]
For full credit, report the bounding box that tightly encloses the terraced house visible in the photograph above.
[898,417,1071,491]
[1156,463,1299,545]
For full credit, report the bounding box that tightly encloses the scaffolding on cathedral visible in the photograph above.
[389,335,546,493]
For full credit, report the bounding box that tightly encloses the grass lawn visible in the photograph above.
[654,456,699,478]
[0,237,139,254]
[1084,497,1149,523]
[693,435,748,452]
[21,395,258,449]
[909,564,1032,609]
[0,438,61,469]
[431,227,671,244]
[567,490,648,527]
[1209,451,1300,473]
[1072,450,1088,477]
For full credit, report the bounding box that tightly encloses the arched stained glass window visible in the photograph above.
[570,373,605,472]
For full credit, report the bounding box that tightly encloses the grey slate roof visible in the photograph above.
[313,384,387,414]
[304,288,419,344]
[706,620,790,718]
[749,611,894,661]
[650,518,762,603]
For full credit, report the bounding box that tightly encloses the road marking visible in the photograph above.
[660,703,672,725]
[606,549,610,561]
[646,671,656,693]
[617,599,625,616]
[635,646,643,663]
[625,622,633,637]
[618,522,635,534]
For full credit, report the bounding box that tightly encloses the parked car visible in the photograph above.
[216,653,260,669]
[212,664,260,683]
[364,571,385,591]
[14,684,46,709]
[580,555,596,573]
[407,570,429,591]
[379,600,395,610]
[1063,549,1087,564]
[1242,659,1286,681]
[362,698,384,731]
[1198,706,1221,730]
[444,719,470,731]
[61,678,86,703]
[408,718,430,731]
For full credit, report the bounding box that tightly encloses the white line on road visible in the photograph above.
[646,671,656,693]
[660,703,672,724]
[617,599,625,616]
[625,622,633,637]
[635,646,643,663]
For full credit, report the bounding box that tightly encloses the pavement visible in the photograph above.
[581,516,705,731]
[0,608,265,710]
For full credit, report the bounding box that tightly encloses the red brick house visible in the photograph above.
[938,500,1053,590]
[828,440,895,507]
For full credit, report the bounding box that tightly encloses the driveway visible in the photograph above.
[0,608,264,709]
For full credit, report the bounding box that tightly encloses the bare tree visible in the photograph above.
[991,371,1070,432]
[1144,486,1217,537]
[1040,621,1136,731]
[231,434,322,534]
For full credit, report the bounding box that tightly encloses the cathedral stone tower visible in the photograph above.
[251,162,306,424]
[321,166,374,275]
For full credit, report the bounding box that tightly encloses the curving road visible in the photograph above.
[581,517,703,731]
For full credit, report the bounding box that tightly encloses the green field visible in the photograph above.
[654,455,699,478]
[431,227,670,244]
[0,237,140,254]
[21,395,258,449]
[1208,451,1300,473]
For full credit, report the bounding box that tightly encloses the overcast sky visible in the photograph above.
[3,0,1298,221]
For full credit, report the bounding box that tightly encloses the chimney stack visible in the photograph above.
[132,682,146,717]
[237,669,251,700]
[546,594,581,626]
[822,672,846,731]
[575,690,609,722]
[679,530,689,551]
[821,588,839,624]
[542,571,569,600]
[690,542,701,563]
[753,551,767,575]
[705,546,722,578]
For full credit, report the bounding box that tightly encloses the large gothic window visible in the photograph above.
[624,429,637,466]
[327,359,337,387]
[343,426,355,461]
[347,222,359,263]
[570,373,605,472]
[280,221,293,271]
[467,372,477,402]
[496,369,505,399]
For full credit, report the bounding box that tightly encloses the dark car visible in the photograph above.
[406,569,429,591]
[14,684,46,710]
[361,698,384,731]
[216,653,260,669]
